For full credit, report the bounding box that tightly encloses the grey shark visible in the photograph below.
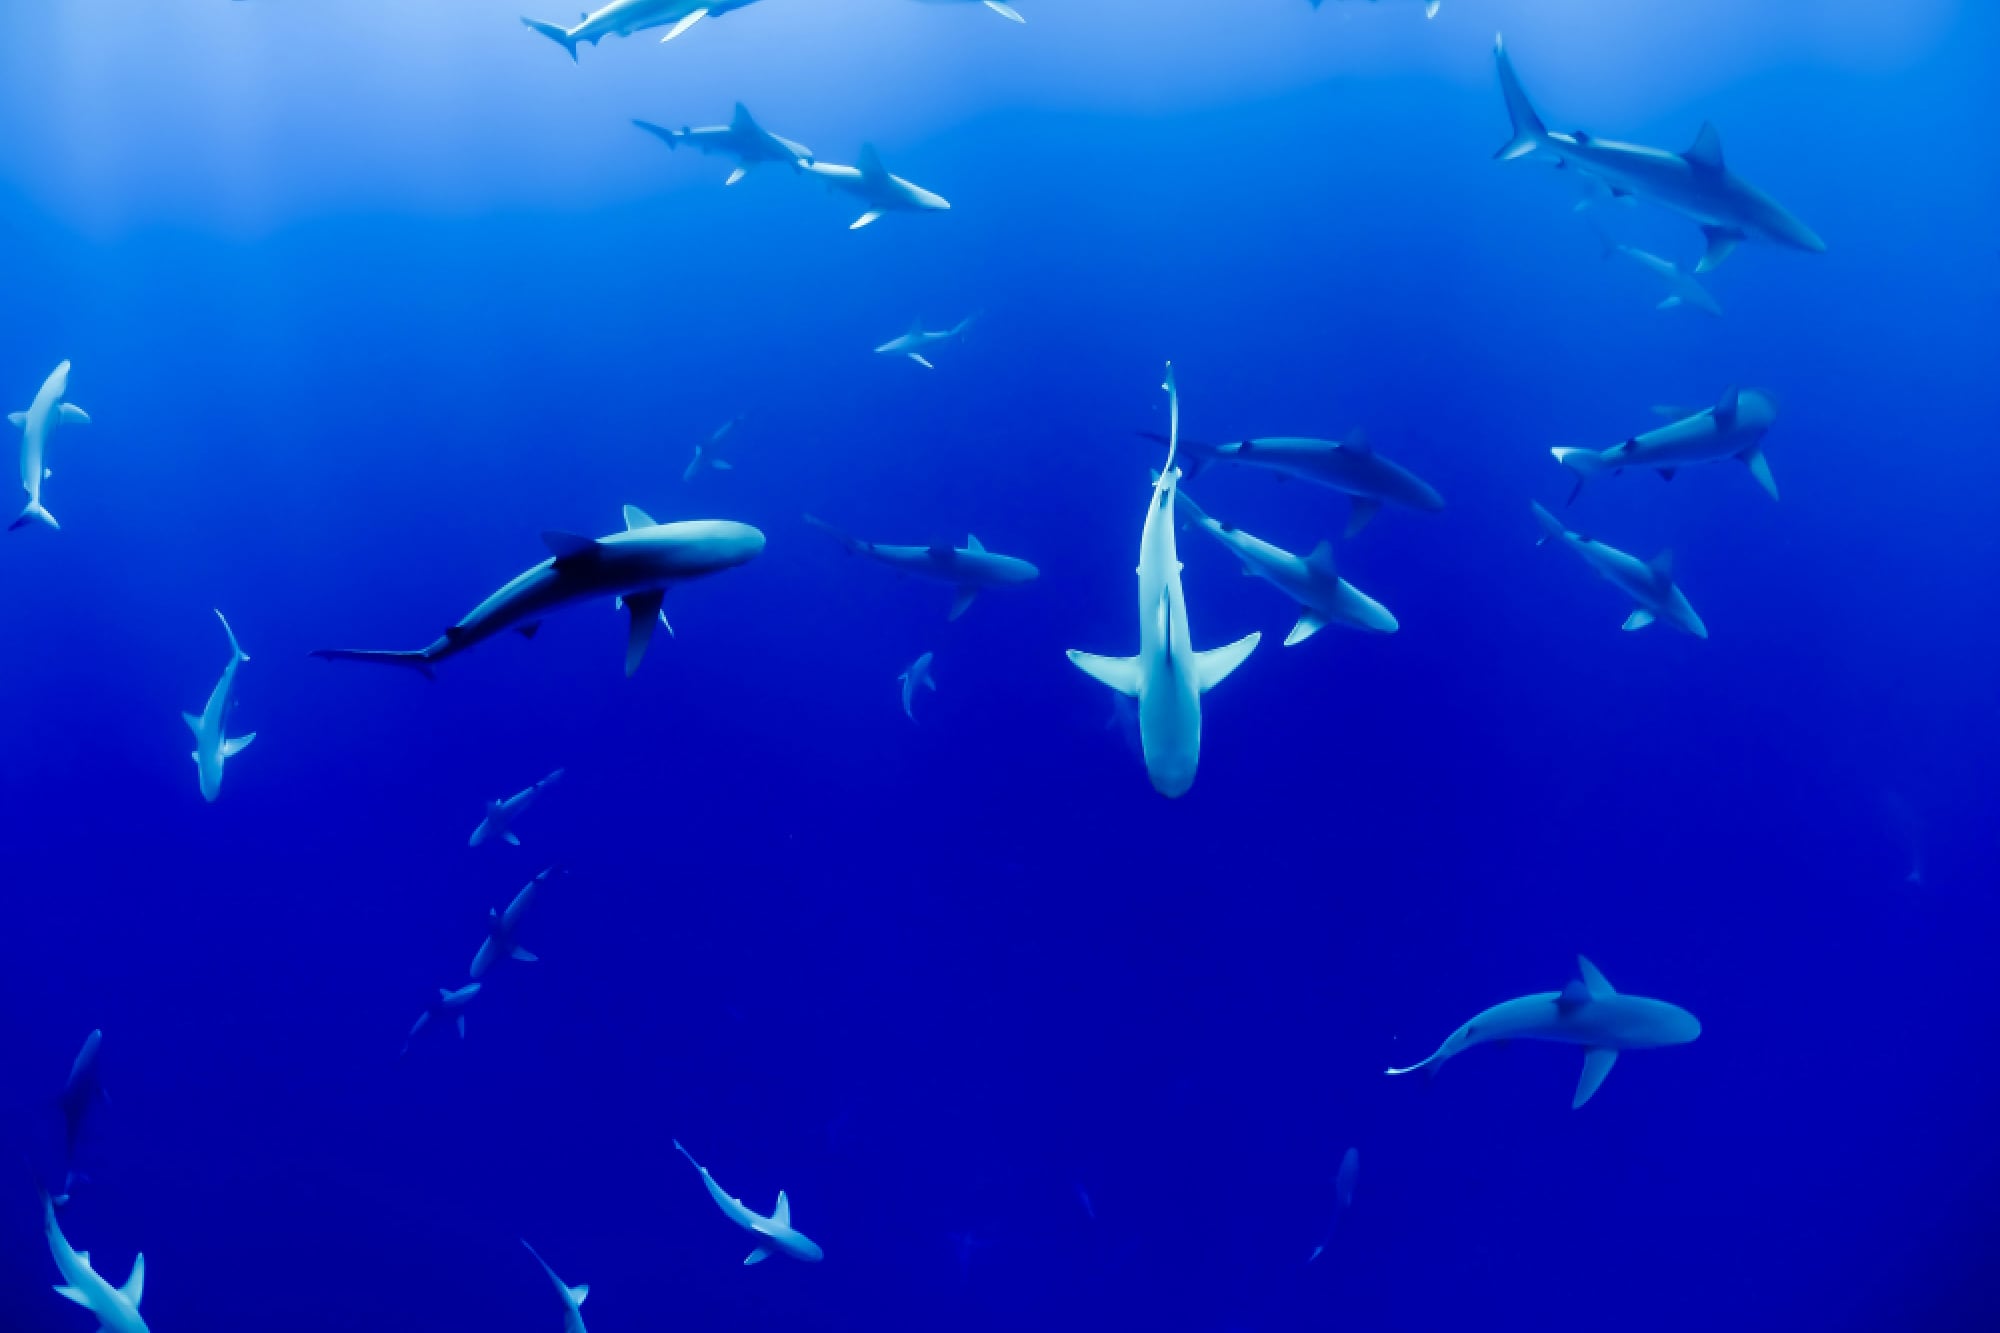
[521,0,760,59]
[673,1139,824,1265]
[42,1185,148,1333]
[1311,0,1439,17]
[313,507,763,678]
[1386,955,1701,1108]
[1306,1146,1359,1264]
[634,104,811,186]
[1068,365,1261,798]
[521,1240,590,1333]
[684,416,743,482]
[183,611,256,804]
[55,1029,106,1207]
[874,314,975,370]
[472,867,556,978]
[802,145,950,230]
[1175,487,1397,646]
[9,359,89,531]
[1532,502,1707,639]
[898,650,937,722]
[805,515,1036,620]
[913,0,1026,22]
[1599,232,1722,316]
[1495,34,1824,272]
[403,983,482,1054]
[1552,387,1778,503]
[1144,429,1442,537]
[470,770,563,849]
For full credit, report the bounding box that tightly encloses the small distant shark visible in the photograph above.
[913,0,1026,23]
[472,867,556,978]
[683,416,743,482]
[403,983,482,1054]
[1142,429,1442,537]
[1494,34,1824,272]
[634,104,812,186]
[9,359,89,531]
[1531,502,1707,639]
[471,770,564,849]
[1386,955,1701,1108]
[874,314,976,370]
[1596,229,1722,316]
[521,0,762,59]
[55,1030,107,1207]
[802,145,951,230]
[898,651,937,722]
[1068,365,1260,798]
[673,1139,825,1265]
[521,1240,590,1333]
[42,1184,148,1333]
[805,516,1037,620]
[1306,1146,1359,1264]
[183,611,256,803]
[1551,387,1778,503]
[1175,487,1397,646]
[1311,0,1440,18]
[313,507,764,678]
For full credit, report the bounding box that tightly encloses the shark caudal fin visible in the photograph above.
[632,119,685,150]
[803,514,866,554]
[1549,447,1607,503]
[11,500,57,531]
[215,609,249,662]
[983,0,1026,20]
[310,648,437,679]
[520,16,580,60]
[1530,500,1570,546]
[1492,35,1548,161]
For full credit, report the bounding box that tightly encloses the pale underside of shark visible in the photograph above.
[874,314,976,369]
[1598,231,1722,316]
[634,104,811,186]
[43,1185,149,1333]
[522,0,762,60]
[471,770,564,848]
[1142,429,1443,537]
[1175,487,1398,646]
[1495,33,1825,272]
[805,515,1037,620]
[472,866,556,978]
[898,651,937,721]
[801,145,951,230]
[1068,365,1261,798]
[674,1139,824,1264]
[1551,386,1778,503]
[313,508,764,678]
[9,359,89,531]
[1386,955,1701,1108]
[183,610,256,803]
[1531,502,1708,638]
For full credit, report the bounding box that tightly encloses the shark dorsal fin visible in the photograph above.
[623,504,658,531]
[540,530,599,562]
[1576,955,1616,999]
[907,315,925,335]
[121,1253,145,1306]
[1341,430,1372,455]
[731,102,756,131]
[965,533,984,554]
[1647,549,1675,579]
[772,1189,792,1227]
[1557,979,1593,1012]
[570,1283,590,1306]
[1304,540,1337,576]
[1684,122,1725,174]
[857,143,887,179]
[1714,385,1741,424]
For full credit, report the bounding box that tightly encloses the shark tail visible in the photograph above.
[1384,1048,1448,1078]
[10,500,57,531]
[1492,34,1547,161]
[1548,447,1606,504]
[1530,500,1569,546]
[311,647,437,679]
[521,16,580,60]
[803,514,865,555]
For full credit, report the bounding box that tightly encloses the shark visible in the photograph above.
[804,516,1037,620]
[684,416,743,482]
[403,983,482,1055]
[874,314,976,370]
[1306,1146,1359,1264]
[470,770,564,849]
[1142,430,1442,537]
[1494,33,1825,272]
[521,1240,590,1333]
[1175,487,1397,646]
[55,1030,106,1207]
[898,651,937,722]
[1597,232,1722,317]
[1551,387,1778,503]
[472,867,556,978]
[673,1139,824,1265]
[801,145,951,230]
[1068,365,1261,798]
[42,1185,147,1333]
[9,359,90,531]
[313,508,764,678]
[634,105,811,186]
[912,0,1027,22]
[1386,955,1701,1108]
[1531,502,1707,639]
[183,611,256,804]
[521,0,761,59]
[1311,0,1440,17]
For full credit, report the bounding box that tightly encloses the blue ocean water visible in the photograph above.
[2,1,1996,1329]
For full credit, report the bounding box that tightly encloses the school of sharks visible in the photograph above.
[13,3,1835,1330]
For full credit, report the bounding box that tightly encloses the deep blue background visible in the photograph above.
[2,2,1996,1330]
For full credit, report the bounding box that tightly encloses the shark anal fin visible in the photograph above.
[1574,1047,1619,1108]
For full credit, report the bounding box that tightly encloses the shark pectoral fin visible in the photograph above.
[182,711,203,736]
[622,590,666,675]
[58,403,90,426]
[6,411,23,427]
[121,1253,144,1306]
[724,166,747,186]
[709,459,732,471]
[1739,444,1779,500]
[511,946,538,963]
[909,353,935,370]
[1344,496,1381,538]
[1067,650,1141,697]
[658,8,708,42]
[53,1285,89,1306]
[1696,225,1743,273]
[1656,295,1683,311]
[1621,608,1656,632]
[222,732,255,758]
[503,831,522,847]
[744,1245,773,1265]
[1284,611,1327,647]
[947,586,978,621]
[850,210,884,230]
[1193,631,1261,693]
[984,0,1027,19]
[1574,1047,1619,1108]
